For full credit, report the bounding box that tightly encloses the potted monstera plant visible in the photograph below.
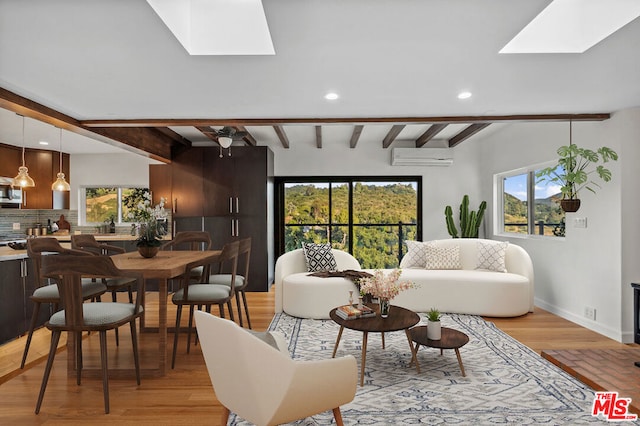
[536,138,618,213]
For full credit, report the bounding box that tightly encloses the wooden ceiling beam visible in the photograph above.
[0,87,173,162]
[315,126,322,148]
[382,125,406,148]
[236,126,257,146]
[80,113,611,127]
[448,123,491,147]
[273,125,290,149]
[350,125,364,148]
[416,124,448,147]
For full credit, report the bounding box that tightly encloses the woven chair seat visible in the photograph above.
[208,274,245,288]
[32,280,106,300]
[172,285,231,303]
[49,303,143,327]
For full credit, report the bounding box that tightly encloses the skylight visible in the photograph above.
[500,0,640,53]
[146,0,275,55]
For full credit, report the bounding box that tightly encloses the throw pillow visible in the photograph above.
[400,240,430,268]
[476,240,509,272]
[425,244,462,270]
[302,242,338,272]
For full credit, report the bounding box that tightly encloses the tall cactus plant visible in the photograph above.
[445,195,487,238]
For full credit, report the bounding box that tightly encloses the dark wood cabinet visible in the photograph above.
[150,146,274,291]
[0,144,22,178]
[149,163,172,211]
[22,150,53,209]
[171,148,204,217]
[0,143,71,209]
[0,257,42,344]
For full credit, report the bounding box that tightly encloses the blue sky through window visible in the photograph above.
[504,168,562,201]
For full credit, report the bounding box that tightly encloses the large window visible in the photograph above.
[82,187,148,225]
[276,177,421,268]
[496,164,565,237]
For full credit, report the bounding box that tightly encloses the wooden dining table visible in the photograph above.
[110,249,222,376]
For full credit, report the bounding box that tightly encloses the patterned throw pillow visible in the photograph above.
[302,242,338,272]
[476,240,509,272]
[400,241,430,268]
[425,245,462,270]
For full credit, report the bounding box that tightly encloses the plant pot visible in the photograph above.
[560,199,581,213]
[138,246,159,258]
[427,320,441,340]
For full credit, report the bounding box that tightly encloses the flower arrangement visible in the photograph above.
[358,268,416,301]
[122,189,167,247]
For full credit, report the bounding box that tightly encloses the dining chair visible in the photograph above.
[71,234,136,303]
[194,310,357,426]
[71,234,138,346]
[208,237,252,328]
[161,231,212,285]
[20,238,106,369]
[35,254,144,414]
[170,240,239,369]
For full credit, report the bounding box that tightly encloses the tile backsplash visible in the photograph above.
[0,210,142,236]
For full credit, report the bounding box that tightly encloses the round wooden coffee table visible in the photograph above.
[409,326,469,376]
[330,303,420,386]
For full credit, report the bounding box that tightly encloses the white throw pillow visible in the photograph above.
[476,240,509,272]
[425,244,462,270]
[400,241,430,268]
[302,242,338,272]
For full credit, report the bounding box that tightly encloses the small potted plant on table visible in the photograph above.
[427,308,442,340]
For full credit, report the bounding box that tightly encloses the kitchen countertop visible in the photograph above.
[0,234,171,261]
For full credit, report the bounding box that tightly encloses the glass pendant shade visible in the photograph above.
[13,165,35,187]
[52,172,70,191]
[12,116,35,188]
[51,127,70,191]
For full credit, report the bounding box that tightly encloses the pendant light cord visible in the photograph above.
[21,116,26,166]
[59,128,63,172]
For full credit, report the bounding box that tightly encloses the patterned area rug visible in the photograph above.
[230,313,635,425]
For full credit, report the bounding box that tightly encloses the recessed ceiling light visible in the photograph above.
[324,92,339,100]
[457,91,472,100]
[39,141,49,146]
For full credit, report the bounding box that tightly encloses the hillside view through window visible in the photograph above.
[502,167,565,237]
[280,179,421,268]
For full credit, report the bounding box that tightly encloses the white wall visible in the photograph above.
[69,153,159,211]
[268,137,484,241]
[479,110,639,342]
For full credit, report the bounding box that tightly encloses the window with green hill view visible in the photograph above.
[500,166,565,237]
[279,178,421,268]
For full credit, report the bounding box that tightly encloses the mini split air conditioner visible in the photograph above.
[391,148,454,166]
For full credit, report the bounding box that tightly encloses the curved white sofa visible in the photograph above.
[274,239,534,319]
[275,249,362,319]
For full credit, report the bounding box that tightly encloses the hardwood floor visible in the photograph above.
[0,288,638,424]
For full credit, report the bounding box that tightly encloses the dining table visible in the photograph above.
[110,249,222,376]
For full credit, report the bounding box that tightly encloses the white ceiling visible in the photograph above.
[0,0,638,154]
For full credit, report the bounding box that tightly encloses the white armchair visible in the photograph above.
[194,311,357,426]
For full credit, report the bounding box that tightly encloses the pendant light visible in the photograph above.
[51,127,70,191]
[218,136,233,158]
[12,115,35,188]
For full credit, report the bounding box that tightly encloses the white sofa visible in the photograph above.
[274,239,534,319]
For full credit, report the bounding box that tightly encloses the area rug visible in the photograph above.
[230,313,637,425]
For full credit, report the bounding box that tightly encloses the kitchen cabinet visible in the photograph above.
[0,257,42,344]
[0,143,21,178]
[149,163,172,211]
[0,144,71,209]
[150,146,274,291]
[171,148,204,217]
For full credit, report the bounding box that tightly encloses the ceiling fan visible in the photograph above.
[213,126,248,148]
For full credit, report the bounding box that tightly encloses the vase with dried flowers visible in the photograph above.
[358,269,416,318]
[123,189,167,258]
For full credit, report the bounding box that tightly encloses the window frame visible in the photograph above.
[494,161,565,239]
[274,176,423,266]
[80,185,148,225]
